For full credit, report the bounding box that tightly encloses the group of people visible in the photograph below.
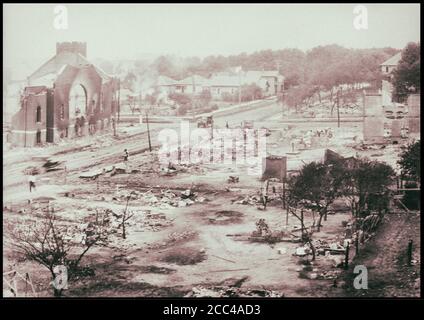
[73,115,86,137]
[293,127,334,150]
[73,113,100,137]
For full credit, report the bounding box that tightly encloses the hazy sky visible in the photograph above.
[3,3,421,77]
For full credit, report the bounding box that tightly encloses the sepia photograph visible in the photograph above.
[2,3,421,301]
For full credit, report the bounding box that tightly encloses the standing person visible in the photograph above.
[89,113,96,135]
[261,179,269,210]
[28,174,36,192]
[123,149,129,162]
[79,115,85,136]
[111,116,116,136]
[226,121,229,129]
[74,117,80,137]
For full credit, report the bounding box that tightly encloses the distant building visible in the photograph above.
[380,52,402,105]
[380,52,402,76]
[156,75,179,94]
[155,70,284,100]
[207,74,241,98]
[243,70,284,96]
[176,75,210,94]
[10,42,119,147]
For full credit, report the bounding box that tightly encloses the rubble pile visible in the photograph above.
[313,239,346,256]
[246,219,294,243]
[112,188,206,208]
[142,212,173,231]
[290,128,334,150]
[231,193,280,206]
[159,163,206,176]
[318,270,341,280]
[167,230,198,243]
[130,211,173,232]
[185,286,284,298]
[232,194,261,205]
[147,230,198,249]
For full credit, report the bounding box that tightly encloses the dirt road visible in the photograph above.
[3,100,281,202]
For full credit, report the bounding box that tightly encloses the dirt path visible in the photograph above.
[327,212,421,297]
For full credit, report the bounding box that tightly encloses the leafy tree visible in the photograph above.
[145,93,158,106]
[154,56,174,77]
[282,84,317,113]
[194,90,212,108]
[176,104,190,116]
[241,83,263,101]
[343,159,395,217]
[287,161,346,232]
[392,42,420,102]
[168,92,192,107]
[398,140,420,182]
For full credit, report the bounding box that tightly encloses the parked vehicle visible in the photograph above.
[242,120,254,129]
[197,116,214,128]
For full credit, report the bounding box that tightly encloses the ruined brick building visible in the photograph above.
[10,42,119,147]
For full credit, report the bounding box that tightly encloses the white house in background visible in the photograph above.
[156,75,210,95]
[206,70,284,99]
[154,69,285,99]
[156,75,179,94]
[380,52,402,104]
[380,52,402,76]
[243,70,284,96]
[207,74,241,98]
[175,75,209,94]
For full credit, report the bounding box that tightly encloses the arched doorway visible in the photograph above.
[69,84,87,119]
[69,84,87,137]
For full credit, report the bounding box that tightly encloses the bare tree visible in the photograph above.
[112,192,135,239]
[11,208,113,297]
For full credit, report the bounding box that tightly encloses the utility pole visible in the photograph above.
[300,209,304,240]
[238,68,241,105]
[407,240,413,265]
[24,97,27,148]
[146,111,152,152]
[117,78,121,123]
[344,242,350,270]
[337,87,341,128]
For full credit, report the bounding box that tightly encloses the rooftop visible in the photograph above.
[380,52,402,66]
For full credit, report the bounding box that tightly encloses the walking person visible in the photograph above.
[28,174,36,192]
[123,149,129,162]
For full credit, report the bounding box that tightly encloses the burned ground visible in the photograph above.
[3,100,420,298]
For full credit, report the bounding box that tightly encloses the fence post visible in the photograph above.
[407,240,413,265]
[344,242,350,270]
[355,236,359,255]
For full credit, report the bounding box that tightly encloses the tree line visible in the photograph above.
[116,45,399,92]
